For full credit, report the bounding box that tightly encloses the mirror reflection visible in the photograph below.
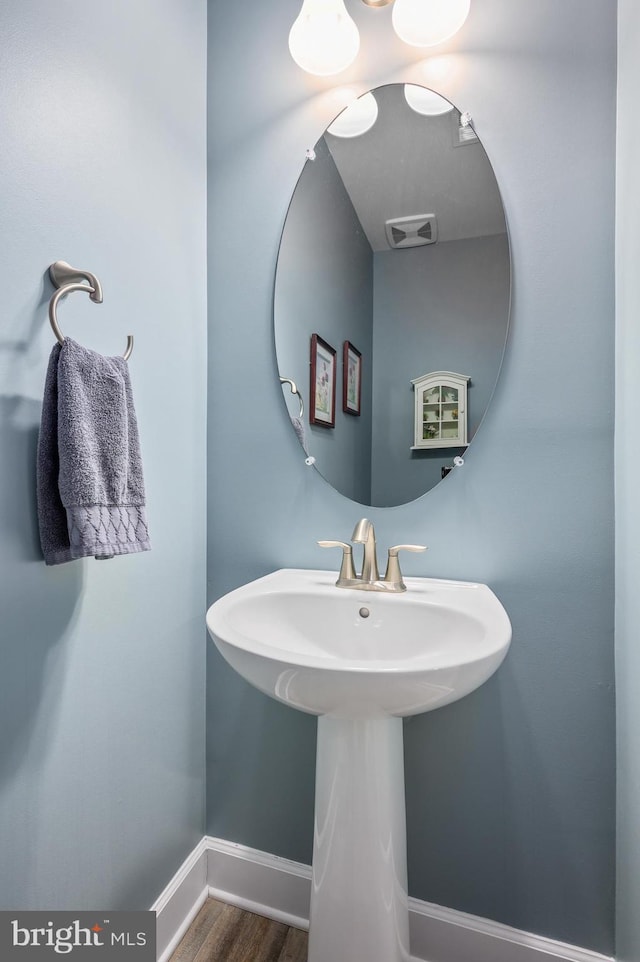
[274,84,510,507]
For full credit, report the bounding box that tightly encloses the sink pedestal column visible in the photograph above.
[308,715,410,962]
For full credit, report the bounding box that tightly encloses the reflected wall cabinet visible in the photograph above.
[411,371,470,449]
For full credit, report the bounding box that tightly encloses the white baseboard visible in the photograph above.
[152,836,614,962]
[150,838,208,962]
[206,836,311,931]
[406,898,613,962]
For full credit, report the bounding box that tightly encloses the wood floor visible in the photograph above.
[169,899,308,962]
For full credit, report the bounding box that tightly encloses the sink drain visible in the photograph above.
[358,607,370,619]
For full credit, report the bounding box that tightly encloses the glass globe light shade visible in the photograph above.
[404,84,454,116]
[289,0,360,76]
[392,0,471,47]
[327,92,378,137]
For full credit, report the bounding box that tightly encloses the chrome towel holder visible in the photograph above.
[48,260,134,360]
[279,376,304,418]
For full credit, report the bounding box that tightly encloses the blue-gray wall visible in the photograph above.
[275,137,373,504]
[616,2,640,959]
[207,0,616,954]
[371,235,510,504]
[0,0,207,910]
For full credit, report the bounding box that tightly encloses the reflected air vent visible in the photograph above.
[385,214,438,249]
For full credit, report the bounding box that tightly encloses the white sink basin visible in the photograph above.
[206,566,511,962]
[206,568,511,719]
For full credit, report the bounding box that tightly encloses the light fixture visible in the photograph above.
[391,0,471,48]
[289,0,470,76]
[404,84,454,116]
[327,92,378,137]
[288,0,360,77]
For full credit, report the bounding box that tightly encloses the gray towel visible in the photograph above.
[290,415,309,453]
[37,338,151,565]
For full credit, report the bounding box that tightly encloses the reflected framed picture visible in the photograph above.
[310,334,336,428]
[343,341,362,416]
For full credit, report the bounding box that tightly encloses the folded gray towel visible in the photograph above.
[37,338,151,565]
[290,414,308,453]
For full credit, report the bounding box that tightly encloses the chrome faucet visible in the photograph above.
[351,518,379,583]
[318,518,427,592]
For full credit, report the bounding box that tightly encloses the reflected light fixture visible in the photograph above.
[327,92,379,137]
[391,0,471,47]
[404,84,454,116]
[288,0,360,77]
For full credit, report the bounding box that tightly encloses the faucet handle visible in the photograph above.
[384,544,427,590]
[317,541,357,585]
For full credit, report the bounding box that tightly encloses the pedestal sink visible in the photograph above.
[206,568,511,962]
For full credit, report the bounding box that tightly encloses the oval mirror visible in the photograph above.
[274,84,511,507]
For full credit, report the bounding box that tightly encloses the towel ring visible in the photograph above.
[279,376,304,418]
[48,261,134,361]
